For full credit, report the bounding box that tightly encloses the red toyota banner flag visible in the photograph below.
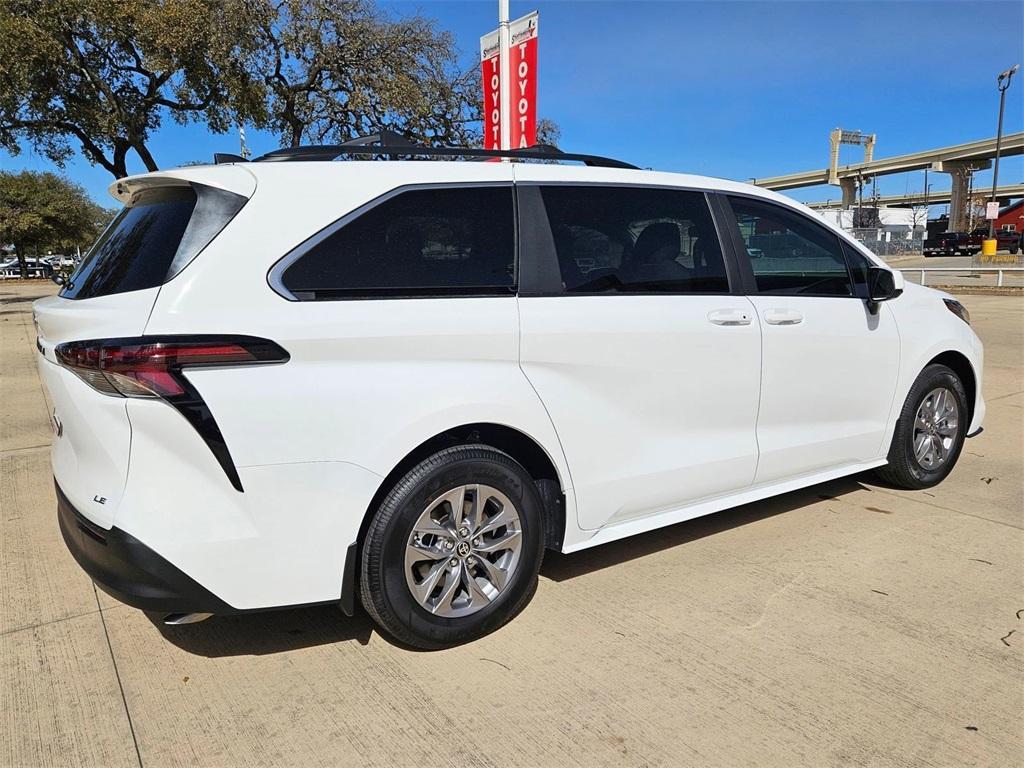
[480,11,538,150]
[479,29,501,150]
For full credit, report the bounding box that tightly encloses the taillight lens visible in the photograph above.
[55,337,288,398]
[54,335,288,493]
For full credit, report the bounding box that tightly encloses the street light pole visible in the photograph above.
[989,64,1019,238]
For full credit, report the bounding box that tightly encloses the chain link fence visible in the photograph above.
[847,228,924,258]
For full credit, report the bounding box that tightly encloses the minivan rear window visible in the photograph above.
[61,184,246,300]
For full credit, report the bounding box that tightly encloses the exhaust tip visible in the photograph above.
[162,612,214,625]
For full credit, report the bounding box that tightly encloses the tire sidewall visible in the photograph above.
[370,449,544,646]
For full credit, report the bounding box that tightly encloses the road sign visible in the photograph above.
[481,11,538,150]
[985,201,1000,220]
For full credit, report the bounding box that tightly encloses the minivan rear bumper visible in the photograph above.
[56,481,235,615]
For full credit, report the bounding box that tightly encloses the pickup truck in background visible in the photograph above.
[923,231,974,257]
[924,229,1021,256]
[970,228,1021,255]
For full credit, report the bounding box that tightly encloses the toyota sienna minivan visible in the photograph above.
[34,140,984,648]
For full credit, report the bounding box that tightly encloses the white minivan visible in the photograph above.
[34,141,984,648]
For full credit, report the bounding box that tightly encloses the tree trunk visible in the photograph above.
[111,139,131,179]
[133,141,159,172]
[14,243,27,279]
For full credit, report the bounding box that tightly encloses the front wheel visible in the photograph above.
[359,445,544,649]
[874,364,968,489]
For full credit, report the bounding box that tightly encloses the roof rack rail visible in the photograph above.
[214,133,637,169]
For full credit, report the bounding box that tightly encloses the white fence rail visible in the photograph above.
[900,266,1024,288]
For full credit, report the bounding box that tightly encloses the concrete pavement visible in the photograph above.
[1,282,1021,767]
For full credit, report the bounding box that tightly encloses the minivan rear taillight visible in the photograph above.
[55,336,289,492]
[55,337,287,398]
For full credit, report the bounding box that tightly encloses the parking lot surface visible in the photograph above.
[2,282,1021,767]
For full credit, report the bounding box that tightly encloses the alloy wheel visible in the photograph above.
[404,484,523,618]
[912,387,960,470]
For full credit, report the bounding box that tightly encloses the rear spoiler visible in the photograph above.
[108,165,257,205]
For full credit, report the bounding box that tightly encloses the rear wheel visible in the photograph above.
[875,364,968,489]
[359,445,544,649]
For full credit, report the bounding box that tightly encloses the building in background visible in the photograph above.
[992,199,1024,233]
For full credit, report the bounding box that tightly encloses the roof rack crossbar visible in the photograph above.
[337,130,414,148]
[248,142,637,169]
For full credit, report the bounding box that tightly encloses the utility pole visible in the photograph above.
[498,0,512,156]
[989,64,1019,239]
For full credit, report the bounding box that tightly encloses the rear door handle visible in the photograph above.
[708,308,752,326]
[763,308,804,326]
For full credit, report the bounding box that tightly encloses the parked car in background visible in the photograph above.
[0,256,55,278]
[34,141,985,649]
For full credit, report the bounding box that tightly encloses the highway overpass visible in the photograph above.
[755,133,1024,230]
[806,182,1024,209]
[753,133,1024,191]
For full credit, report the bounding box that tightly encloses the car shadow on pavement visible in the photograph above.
[541,475,870,582]
[147,475,871,657]
[146,603,375,657]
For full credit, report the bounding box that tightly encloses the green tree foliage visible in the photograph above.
[0,170,108,277]
[244,0,479,147]
[0,0,559,178]
[0,0,264,178]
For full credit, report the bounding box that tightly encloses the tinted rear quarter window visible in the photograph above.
[62,187,197,299]
[280,186,516,299]
[61,184,245,300]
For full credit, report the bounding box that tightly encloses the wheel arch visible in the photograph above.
[357,422,568,558]
[926,350,977,425]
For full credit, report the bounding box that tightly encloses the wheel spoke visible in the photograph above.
[464,563,494,607]
[475,528,521,554]
[474,555,510,592]
[433,565,462,615]
[413,517,454,538]
[410,560,448,605]
[406,539,450,565]
[463,484,483,534]
[932,435,946,462]
[427,485,467,528]
[476,505,517,537]
[914,433,933,464]
[936,418,958,437]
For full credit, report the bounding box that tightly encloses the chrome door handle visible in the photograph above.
[763,308,804,326]
[708,309,752,326]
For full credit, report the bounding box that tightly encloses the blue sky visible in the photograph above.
[3,0,1022,209]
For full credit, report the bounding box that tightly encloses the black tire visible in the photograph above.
[874,364,968,489]
[359,444,544,649]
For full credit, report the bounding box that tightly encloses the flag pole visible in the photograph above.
[498,0,511,157]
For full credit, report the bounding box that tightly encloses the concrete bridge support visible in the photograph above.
[933,159,990,232]
[840,178,858,207]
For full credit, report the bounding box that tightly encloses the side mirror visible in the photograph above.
[867,266,902,304]
[51,273,65,286]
